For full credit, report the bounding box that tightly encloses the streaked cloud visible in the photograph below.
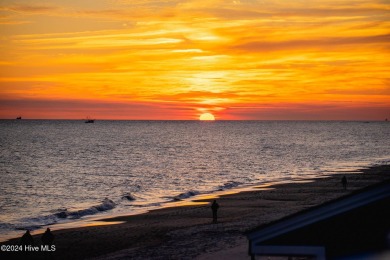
[0,4,59,14]
[0,98,195,120]
[232,34,390,53]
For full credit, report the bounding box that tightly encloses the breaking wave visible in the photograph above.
[173,190,200,201]
[122,193,136,201]
[14,198,116,231]
[217,181,242,191]
[62,198,116,219]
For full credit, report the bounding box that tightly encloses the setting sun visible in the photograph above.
[199,113,215,121]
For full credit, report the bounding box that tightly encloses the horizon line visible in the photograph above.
[1,118,387,122]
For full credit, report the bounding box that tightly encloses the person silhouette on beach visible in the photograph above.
[211,200,219,224]
[20,230,34,246]
[342,176,347,190]
[41,228,55,246]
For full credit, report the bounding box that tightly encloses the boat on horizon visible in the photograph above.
[85,117,95,123]
[16,116,22,120]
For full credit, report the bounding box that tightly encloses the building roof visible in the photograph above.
[247,180,390,258]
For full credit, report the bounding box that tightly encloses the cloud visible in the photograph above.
[276,6,389,18]
[0,17,31,25]
[219,102,390,120]
[1,5,59,14]
[13,94,389,121]
[231,34,390,53]
[78,9,130,18]
[0,98,195,120]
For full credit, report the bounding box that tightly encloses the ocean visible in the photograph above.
[0,120,389,241]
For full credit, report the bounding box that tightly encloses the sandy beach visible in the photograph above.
[1,165,389,259]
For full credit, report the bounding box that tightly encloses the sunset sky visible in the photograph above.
[0,0,389,120]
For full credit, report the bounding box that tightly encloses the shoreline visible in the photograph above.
[0,176,307,243]
[1,165,389,259]
[0,164,371,243]
[0,168,339,243]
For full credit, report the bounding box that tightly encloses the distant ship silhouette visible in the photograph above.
[85,117,95,123]
[16,116,22,120]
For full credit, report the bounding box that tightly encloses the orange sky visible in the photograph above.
[0,0,389,120]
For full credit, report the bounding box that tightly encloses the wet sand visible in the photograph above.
[1,165,389,259]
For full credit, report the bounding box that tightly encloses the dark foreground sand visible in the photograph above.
[1,165,389,259]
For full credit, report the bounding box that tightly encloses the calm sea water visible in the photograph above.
[0,120,389,241]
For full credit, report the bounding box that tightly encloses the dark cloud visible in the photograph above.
[220,102,390,120]
[0,98,193,120]
[189,5,389,20]
[277,7,389,17]
[3,5,58,14]
[232,34,390,52]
